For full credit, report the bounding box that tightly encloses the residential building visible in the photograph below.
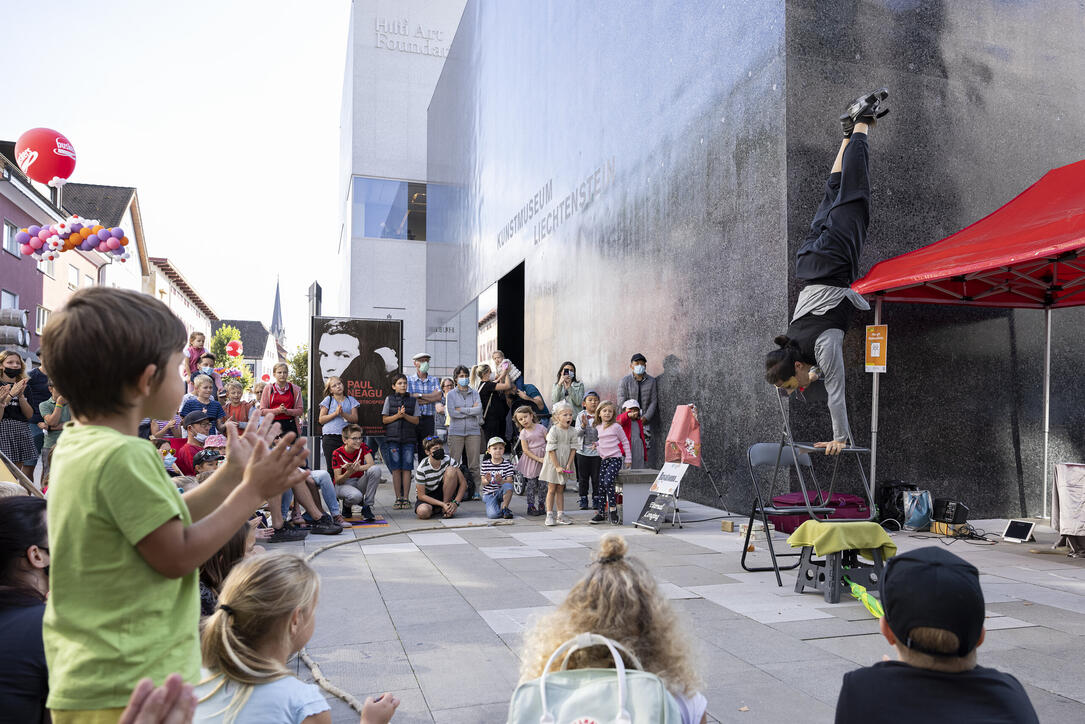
[146,257,218,341]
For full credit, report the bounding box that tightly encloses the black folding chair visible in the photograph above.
[741,443,835,586]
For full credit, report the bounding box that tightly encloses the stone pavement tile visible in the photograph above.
[304,641,417,696]
[508,567,585,592]
[479,545,549,559]
[478,605,555,634]
[688,583,836,624]
[983,625,1085,658]
[403,636,522,710]
[665,551,759,574]
[983,616,1039,631]
[457,585,554,611]
[982,647,1085,703]
[815,603,873,622]
[308,579,393,649]
[755,656,856,706]
[698,617,832,665]
[669,597,746,624]
[702,680,836,724]
[508,531,587,548]
[807,633,895,666]
[692,639,762,677]
[496,555,573,571]
[987,601,1085,635]
[431,702,510,722]
[386,593,481,629]
[653,564,741,587]
[1021,682,1085,721]
[767,616,882,640]
[655,582,701,599]
[540,546,595,566]
[361,542,421,555]
[407,531,468,546]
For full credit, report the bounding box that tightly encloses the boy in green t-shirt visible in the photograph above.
[40,287,311,722]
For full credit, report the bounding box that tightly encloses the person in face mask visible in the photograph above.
[617,353,659,467]
[0,496,50,724]
[187,352,223,397]
[0,351,38,479]
[445,365,483,499]
[414,435,466,520]
[407,353,442,464]
[175,411,212,476]
[154,438,182,477]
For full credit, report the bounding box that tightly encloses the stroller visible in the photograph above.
[508,436,528,496]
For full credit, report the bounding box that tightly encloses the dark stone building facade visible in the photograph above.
[426,0,1085,518]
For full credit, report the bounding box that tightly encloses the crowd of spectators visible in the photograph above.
[0,287,1040,723]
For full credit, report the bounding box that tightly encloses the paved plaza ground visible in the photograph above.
[278,482,1085,723]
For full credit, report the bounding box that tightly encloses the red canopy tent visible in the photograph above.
[852,159,1085,518]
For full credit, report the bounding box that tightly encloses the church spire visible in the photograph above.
[270,277,285,345]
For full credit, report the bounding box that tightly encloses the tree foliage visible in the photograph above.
[289,344,309,394]
[210,325,254,391]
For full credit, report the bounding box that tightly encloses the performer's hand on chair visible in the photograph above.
[815,440,847,455]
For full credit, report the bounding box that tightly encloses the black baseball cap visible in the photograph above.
[879,546,985,657]
[182,410,210,427]
[630,353,647,363]
[193,449,224,466]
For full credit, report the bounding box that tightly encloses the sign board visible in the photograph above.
[310,317,403,438]
[649,462,688,496]
[635,463,688,533]
[865,324,887,373]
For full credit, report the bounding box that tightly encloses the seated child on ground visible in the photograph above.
[40,287,309,720]
[519,534,707,724]
[480,436,516,519]
[834,546,1038,724]
[196,553,399,723]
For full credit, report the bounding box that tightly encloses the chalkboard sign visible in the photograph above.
[634,493,676,533]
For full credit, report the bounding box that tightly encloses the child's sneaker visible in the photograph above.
[544,511,556,526]
[311,515,344,535]
[556,513,572,525]
[609,509,620,525]
[578,496,589,510]
[269,526,308,542]
[590,512,606,525]
[502,508,515,519]
[360,505,376,522]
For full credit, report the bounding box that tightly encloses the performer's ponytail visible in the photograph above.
[764,335,802,384]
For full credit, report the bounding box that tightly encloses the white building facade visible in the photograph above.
[337,0,467,374]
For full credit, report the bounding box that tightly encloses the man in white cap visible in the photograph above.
[618,399,649,469]
[408,352,442,462]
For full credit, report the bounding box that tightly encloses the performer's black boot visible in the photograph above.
[840,87,889,137]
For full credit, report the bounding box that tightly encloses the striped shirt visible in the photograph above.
[407,374,440,416]
[480,456,516,495]
[414,455,451,493]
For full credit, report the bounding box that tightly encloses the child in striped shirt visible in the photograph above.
[481,436,516,519]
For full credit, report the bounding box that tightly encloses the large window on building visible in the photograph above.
[3,221,19,256]
[38,256,55,277]
[1,290,17,309]
[68,265,79,290]
[351,177,426,240]
[36,306,50,334]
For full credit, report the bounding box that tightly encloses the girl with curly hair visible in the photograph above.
[519,534,707,723]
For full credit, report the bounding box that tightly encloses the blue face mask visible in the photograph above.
[457,377,469,387]
[163,454,176,468]
[200,366,213,374]
[633,364,646,375]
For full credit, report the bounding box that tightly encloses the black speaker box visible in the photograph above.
[933,498,969,525]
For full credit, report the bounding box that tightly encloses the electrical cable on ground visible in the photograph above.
[297,520,513,713]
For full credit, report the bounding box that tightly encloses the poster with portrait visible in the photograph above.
[310,317,403,437]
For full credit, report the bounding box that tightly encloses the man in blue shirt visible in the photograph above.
[407,352,442,462]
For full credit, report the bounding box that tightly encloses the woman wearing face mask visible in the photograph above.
[0,496,50,724]
[435,377,455,442]
[551,360,586,415]
[445,365,483,498]
[0,351,38,479]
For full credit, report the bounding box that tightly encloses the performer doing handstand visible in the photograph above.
[765,88,889,455]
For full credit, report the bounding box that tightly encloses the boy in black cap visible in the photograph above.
[835,546,1038,723]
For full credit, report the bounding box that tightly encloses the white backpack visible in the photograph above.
[507,633,683,724]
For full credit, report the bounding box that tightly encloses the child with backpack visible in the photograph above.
[196,553,398,723]
[40,287,311,721]
[517,534,707,723]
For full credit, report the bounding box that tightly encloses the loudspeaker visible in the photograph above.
[933,498,969,525]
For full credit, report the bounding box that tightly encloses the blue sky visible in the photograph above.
[2,0,352,350]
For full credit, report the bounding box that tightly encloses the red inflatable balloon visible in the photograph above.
[15,128,77,187]
[226,339,243,357]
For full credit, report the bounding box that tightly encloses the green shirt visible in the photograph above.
[37,399,71,449]
[43,425,200,710]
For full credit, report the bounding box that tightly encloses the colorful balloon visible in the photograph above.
[14,128,77,186]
